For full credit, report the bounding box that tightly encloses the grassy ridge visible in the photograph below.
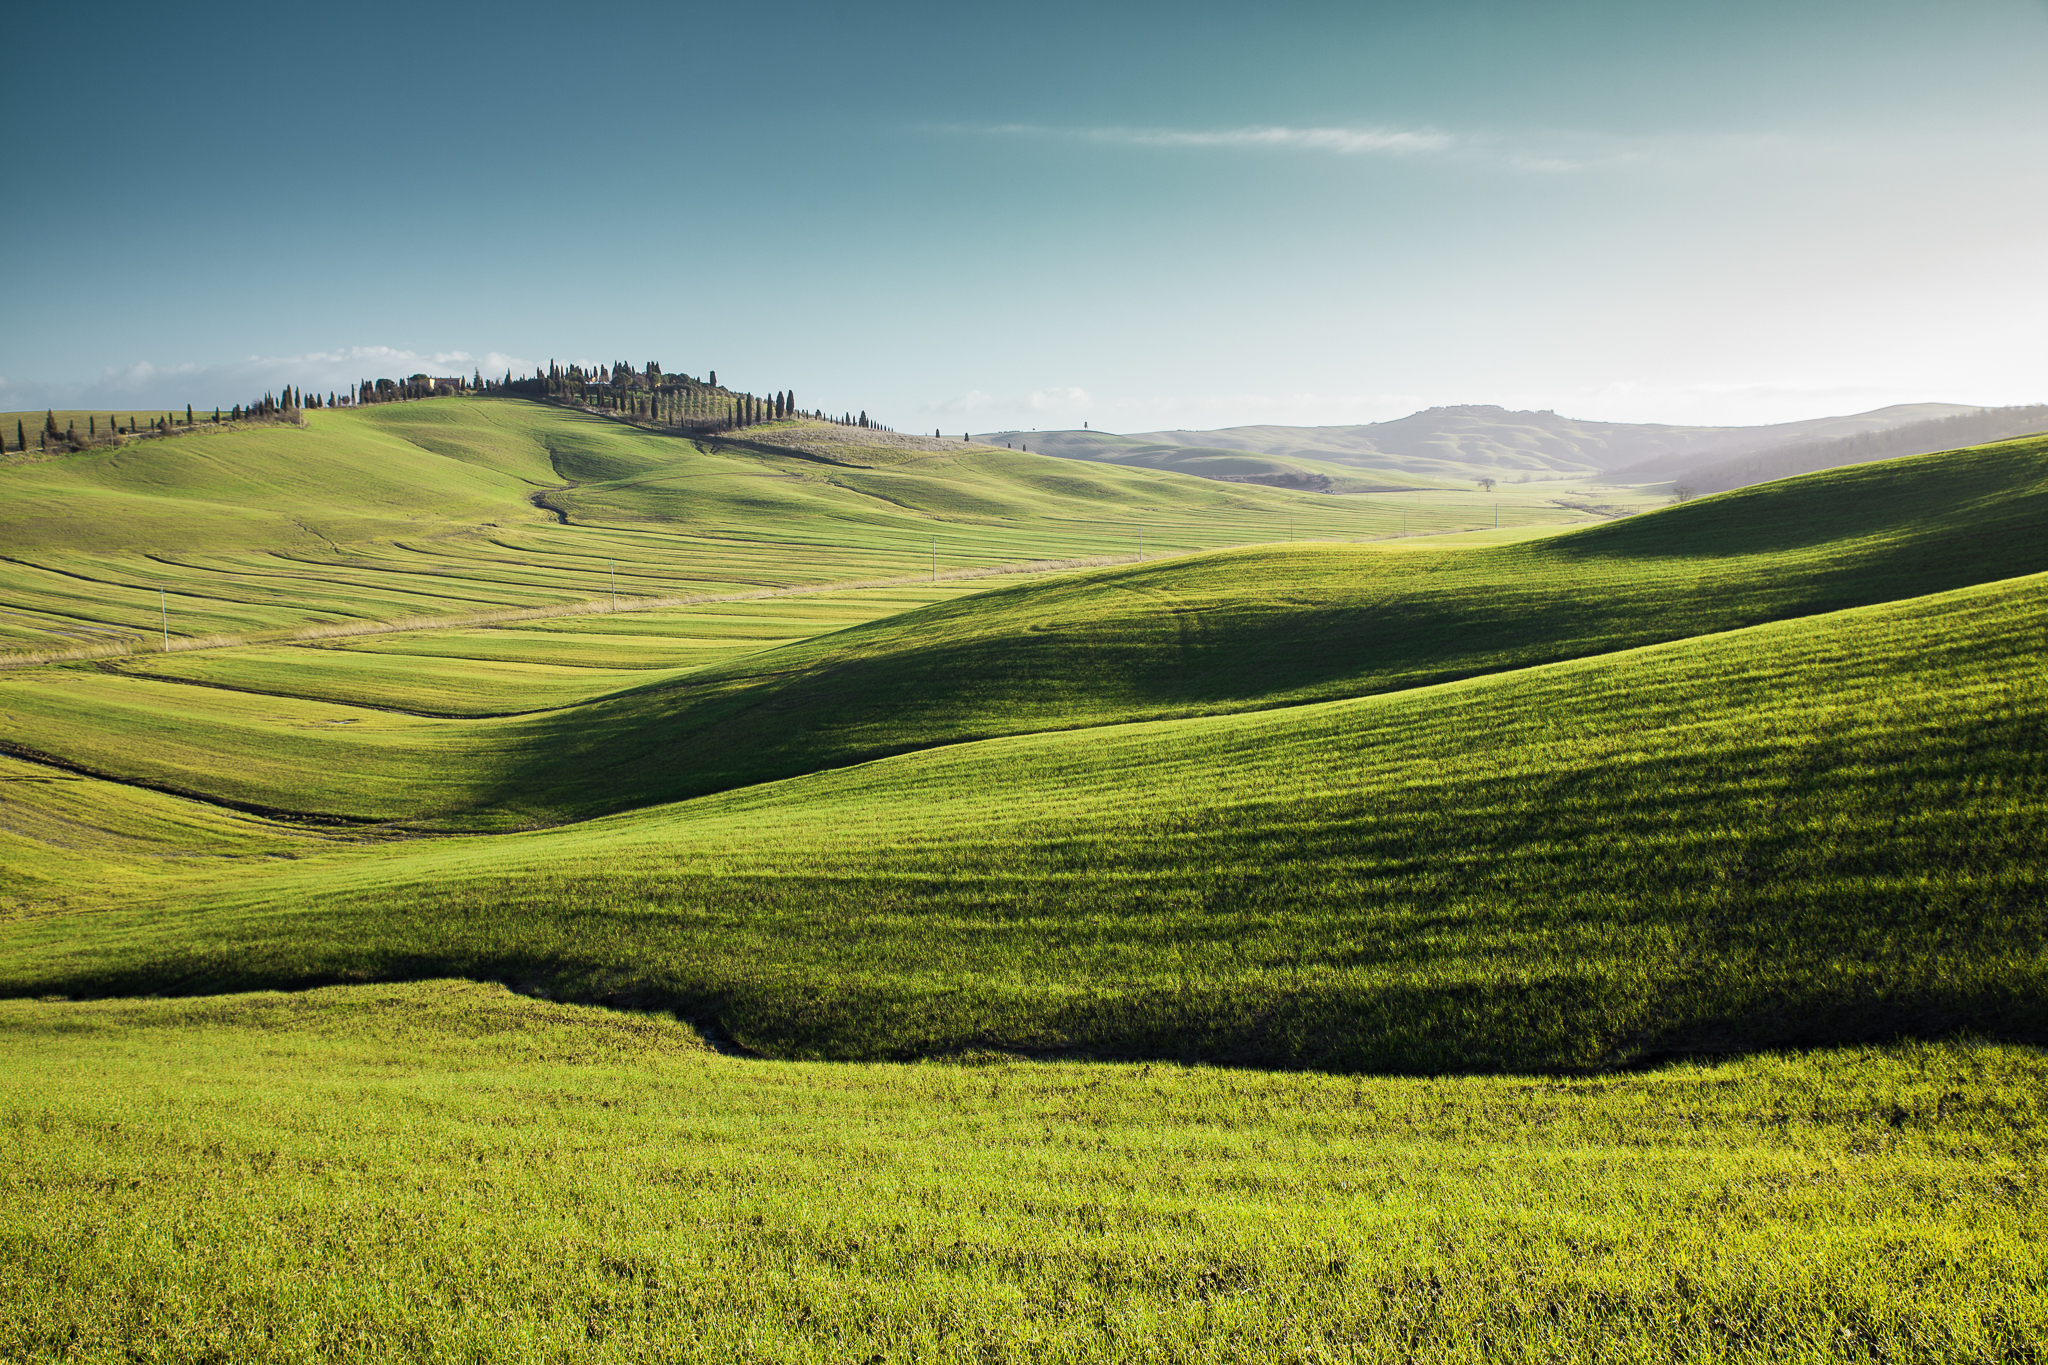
[4,981,2041,1362]
[6,569,2041,1069]
[5,435,2043,828]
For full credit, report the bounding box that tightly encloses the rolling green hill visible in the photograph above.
[4,401,2045,1359]
[3,562,2041,1071]
[5,432,2042,829]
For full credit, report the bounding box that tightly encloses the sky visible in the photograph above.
[3,0,2045,433]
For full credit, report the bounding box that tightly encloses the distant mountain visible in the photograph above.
[977,403,1985,489]
[1610,405,2048,495]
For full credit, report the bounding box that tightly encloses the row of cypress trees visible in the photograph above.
[3,398,329,455]
[492,359,831,435]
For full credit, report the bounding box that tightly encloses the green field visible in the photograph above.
[1,430,2038,831]
[2,398,2042,1359]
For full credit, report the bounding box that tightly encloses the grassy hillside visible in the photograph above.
[4,983,2040,1361]
[0,398,1583,658]
[5,565,2041,1070]
[3,405,2044,1359]
[6,433,2042,829]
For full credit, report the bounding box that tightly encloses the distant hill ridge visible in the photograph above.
[979,400,2029,490]
[1612,404,2048,494]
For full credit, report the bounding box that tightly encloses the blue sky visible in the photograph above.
[4,0,2044,431]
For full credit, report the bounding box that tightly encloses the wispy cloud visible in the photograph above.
[0,345,537,411]
[945,123,1803,175]
[916,389,997,416]
[1028,386,1093,411]
[973,122,1452,158]
[1088,125,1451,156]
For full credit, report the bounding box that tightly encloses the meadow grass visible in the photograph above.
[1,981,2042,1363]
[5,568,2040,1069]
[5,433,2043,827]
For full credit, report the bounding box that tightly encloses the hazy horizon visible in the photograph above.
[4,0,2043,431]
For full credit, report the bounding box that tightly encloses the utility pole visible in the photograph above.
[160,587,169,651]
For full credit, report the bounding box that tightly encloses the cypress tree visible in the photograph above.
[44,410,58,437]
[14,420,23,452]
[89,416,96,437]
[186,404,194,426]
